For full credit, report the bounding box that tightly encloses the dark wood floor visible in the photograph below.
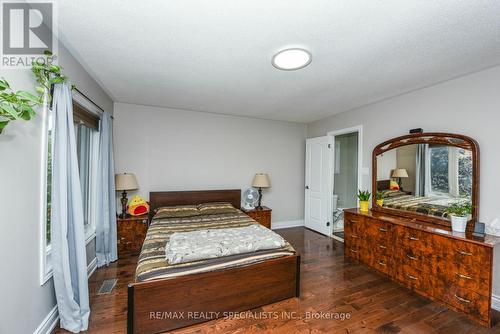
[55,227,500,333]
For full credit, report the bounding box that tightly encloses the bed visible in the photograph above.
[377,180,464,219]
[127,189,300,334]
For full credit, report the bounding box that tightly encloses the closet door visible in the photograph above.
[304,136,332,236]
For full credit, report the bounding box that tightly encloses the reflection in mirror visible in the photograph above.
[376,144,472,220]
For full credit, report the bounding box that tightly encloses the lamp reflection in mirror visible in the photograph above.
[392,168,408,191]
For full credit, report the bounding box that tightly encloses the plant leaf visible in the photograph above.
[0,103,20,119]
[17,91,42,103]
[0,121,8,133]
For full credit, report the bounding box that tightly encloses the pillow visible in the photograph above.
[153,205,200,219]
[389,180,400,191]
[197,202,238,215]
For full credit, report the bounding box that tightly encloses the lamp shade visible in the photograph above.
[392,169,409,178]
[252,173,271,188]
[115,173,139,191]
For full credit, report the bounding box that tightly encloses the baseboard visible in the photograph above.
[272,219,304,230]
[87,257,98,278]
[33,305,58,334]
[492,294,500,311]
[34,258,97,334]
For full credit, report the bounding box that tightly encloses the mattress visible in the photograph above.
[382,193,463,218]
[135,209,295,282]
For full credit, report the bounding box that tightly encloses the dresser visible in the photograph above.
[242,206,272,229]
[117,214,149,257]
[344,208,499,326]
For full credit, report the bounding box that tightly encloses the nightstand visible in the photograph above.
[117,214,149,257]
[242,206,272,229]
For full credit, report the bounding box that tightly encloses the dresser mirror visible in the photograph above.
[372,133,479,228]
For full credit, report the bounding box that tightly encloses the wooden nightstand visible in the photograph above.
[117,214,149,257]
[242,206,272,229]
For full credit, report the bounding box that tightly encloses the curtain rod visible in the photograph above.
[73,87,114,120]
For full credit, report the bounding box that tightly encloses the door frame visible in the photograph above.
[328,125,363,230]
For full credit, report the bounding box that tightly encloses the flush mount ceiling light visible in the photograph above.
[272,48,312,70]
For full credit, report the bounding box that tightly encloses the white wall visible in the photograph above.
[114,103,306,225]
[307,65,500,295]
[0,43,113,334]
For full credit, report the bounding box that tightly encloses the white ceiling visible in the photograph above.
[56,1,500,123]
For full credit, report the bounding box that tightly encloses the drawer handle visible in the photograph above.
[350,249,358,253]
[454,294,471,303]
[378,228,387,232]
[351,234,360,239]
[455,273,472,280]
[350,220,357,224]
[378,261,386,266]
[378,245,387,249]
[406,254,418,260]
[407,274,418,280]
[456,249,472,256]
[408,236,419,241]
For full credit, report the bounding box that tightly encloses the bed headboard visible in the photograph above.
[149,189,241,221]
[377,180,391,191]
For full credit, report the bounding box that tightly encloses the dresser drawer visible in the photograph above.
[396,264,429,293]
[395,225,433,254]
[369,254,392,276]
[344,213,366,236]
[434,260,491,296]
[345,244,364,261]
[365,218,393,242]
[396,247,433,273]
[434,235,491,267]
[437,284,490,321]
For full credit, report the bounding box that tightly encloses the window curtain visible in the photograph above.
[50,82,90,333]
[95,111,117,267]
[415,144,428,197]
[76,124,91,226]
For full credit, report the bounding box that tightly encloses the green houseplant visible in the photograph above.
[357,190,371,212]
[376,190,387,207]
[445,202,472,232]
[0,51,67,134]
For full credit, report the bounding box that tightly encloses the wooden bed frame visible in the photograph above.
[127,189,301,334]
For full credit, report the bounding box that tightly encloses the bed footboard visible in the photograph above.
[127,254,300,334]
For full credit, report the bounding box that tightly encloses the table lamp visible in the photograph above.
[115,173,139,218]
[252,173,270,210]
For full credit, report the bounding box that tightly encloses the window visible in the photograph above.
[429,146,449,194]
[41,105,54,285]
[73,101,100,242]
[40,94,101,285]
[426,145,472,198]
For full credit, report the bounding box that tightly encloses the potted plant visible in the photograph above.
[376,191,387,207]
[357,190,371,212]
[446,202,472,232]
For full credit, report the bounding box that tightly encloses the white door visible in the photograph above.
[305,136,332,235]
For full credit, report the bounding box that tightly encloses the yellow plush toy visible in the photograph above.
[128,195,149,216]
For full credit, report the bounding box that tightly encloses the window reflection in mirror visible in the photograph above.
[376,144,472,220]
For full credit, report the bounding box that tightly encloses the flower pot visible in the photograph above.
[376,199,384,207]
[451,215,468,233]
[359,201,369,212]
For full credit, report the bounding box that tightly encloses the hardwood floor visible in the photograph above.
[55,227,500,333]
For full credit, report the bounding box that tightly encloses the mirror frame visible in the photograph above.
[372,132,480,229]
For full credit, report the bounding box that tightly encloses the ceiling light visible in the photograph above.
[272,48,312,70]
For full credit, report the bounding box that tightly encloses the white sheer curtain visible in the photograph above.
[50,82,90,332]
[95,111,117,267]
